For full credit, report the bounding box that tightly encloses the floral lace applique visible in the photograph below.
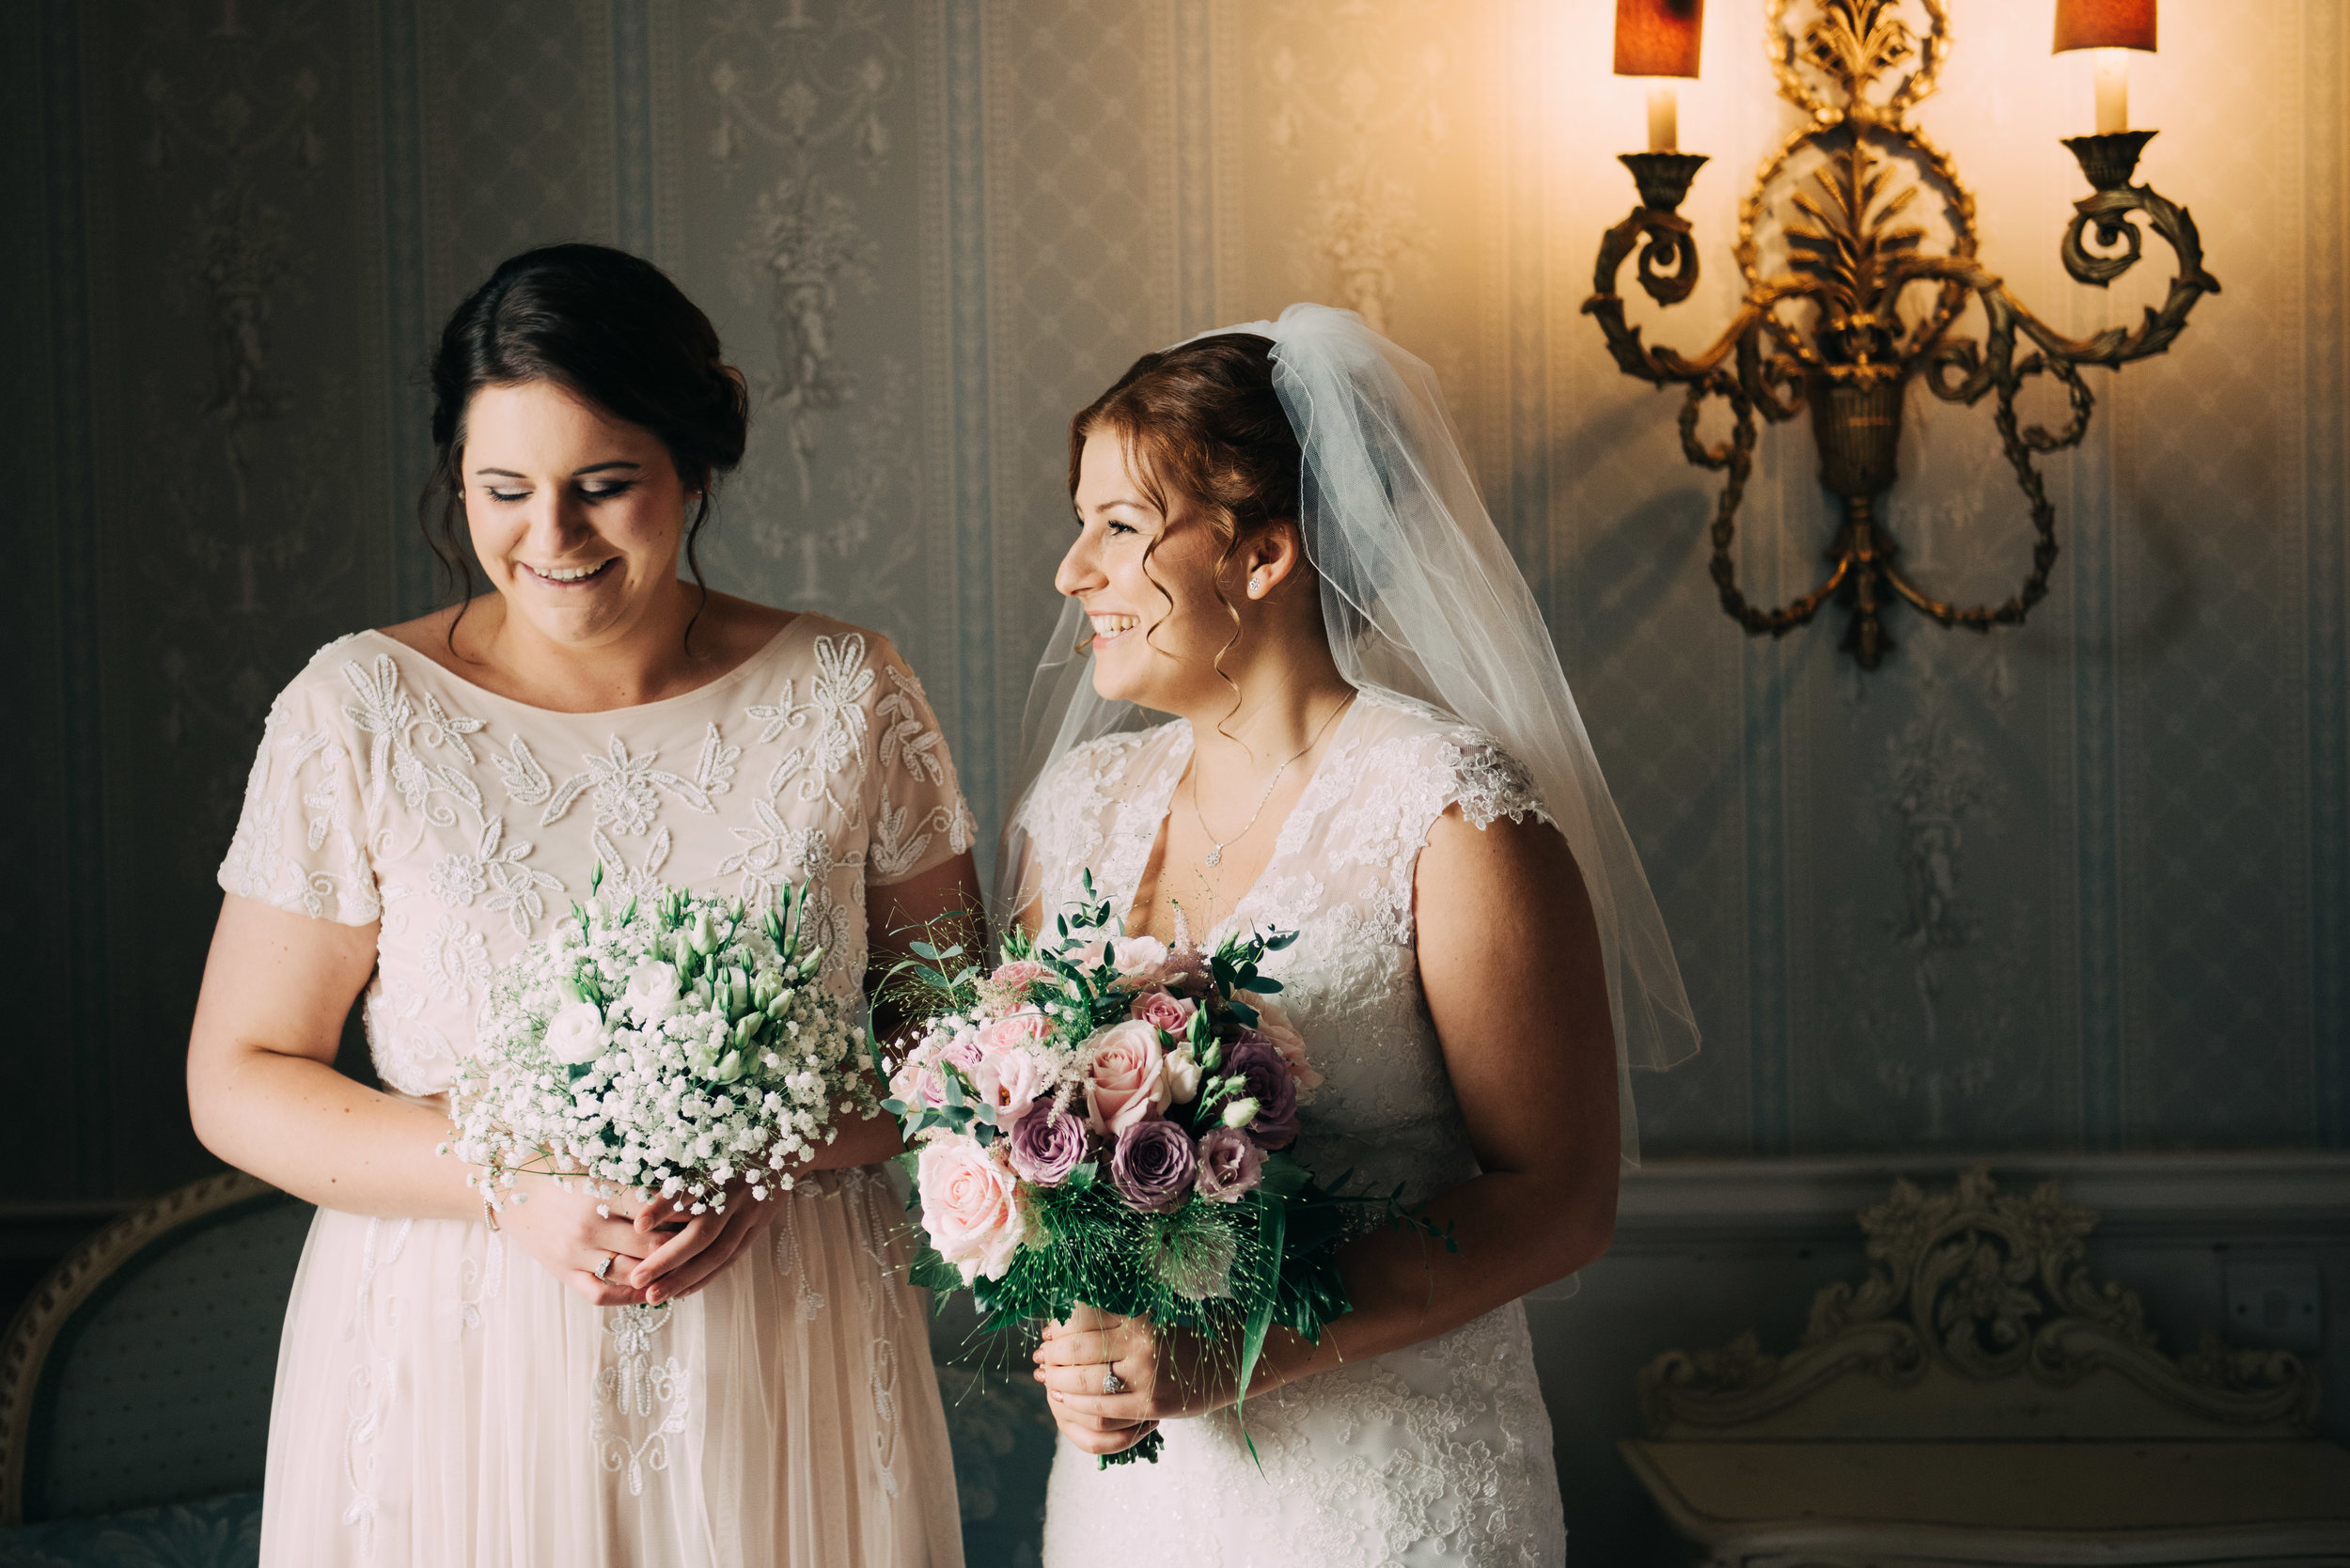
[540,736,716,834]
[592,1305,689,1497]
[341,1215,411,1561]
[876,667,948,786]
[750,632,876,812]
[417,914,490,1005]
[719,804,833,906]
[1010,729,1162,912]
[220,692,376,923]
[219,620,971,1091]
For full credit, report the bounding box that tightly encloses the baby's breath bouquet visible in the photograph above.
[447,870,878,1219]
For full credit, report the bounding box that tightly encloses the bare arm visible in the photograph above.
[1038,808,1621,1448]
[1252,806,1619,1372]
[188,892,654,1305]
[794,848,987,1172]
[187,894,478,1220]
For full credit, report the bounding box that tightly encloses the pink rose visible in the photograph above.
[1079,1019,1171,1135]
[1130,990,1198,1039]
[916,1136,1027,1283]
[944,1033,984,1071]
[889,1048,949,1109]
[989,959,1051,991]
[969,1046,1048,1128]
[979,959,1053,1013]
[1069,934,1171,985]
[1107,934,1171,982]
[978,1009,1054,1054]
[1239,992,1320,1093]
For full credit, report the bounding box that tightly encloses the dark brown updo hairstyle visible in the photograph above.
[1068,333,1306,685]
[424,243,748,645]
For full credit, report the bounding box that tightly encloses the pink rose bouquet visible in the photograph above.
[874,874,1448,1467]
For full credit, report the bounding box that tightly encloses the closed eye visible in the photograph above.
[483,480,638,503]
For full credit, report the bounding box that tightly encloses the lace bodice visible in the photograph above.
[1014,689,1550,1206]
[1025,690,1568,1567]
[219,615,975,1096]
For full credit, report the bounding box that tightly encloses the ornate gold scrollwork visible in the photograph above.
[1582,0,2218,666]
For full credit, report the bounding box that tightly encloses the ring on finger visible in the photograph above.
[593,1252,617,1282]
[1102,1367,1129,1396]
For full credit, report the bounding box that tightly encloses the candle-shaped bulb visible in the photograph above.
[2092,47,2128,133]
[2054,0,2154,133]
[1616,0,1701,152]
[1646,82,1678,151]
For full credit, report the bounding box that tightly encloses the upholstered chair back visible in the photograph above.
[0,1173,310,1525]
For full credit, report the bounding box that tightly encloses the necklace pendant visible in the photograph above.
[1204,844,1223,868]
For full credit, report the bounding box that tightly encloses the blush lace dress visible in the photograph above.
[217,614,973,1567]
[1020,691,1569,1568]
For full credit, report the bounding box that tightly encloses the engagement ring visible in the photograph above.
[594,1252,616,1281]
[1102,1369,1128,1395]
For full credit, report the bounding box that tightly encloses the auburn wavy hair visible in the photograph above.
[1067,334,1307,702]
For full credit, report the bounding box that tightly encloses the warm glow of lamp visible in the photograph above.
[1615,0,1704,151]
[2054,0,2156,134]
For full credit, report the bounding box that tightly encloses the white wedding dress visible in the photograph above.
[1021,690,1569,1568]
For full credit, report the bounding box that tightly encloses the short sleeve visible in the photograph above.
[1436,735,1551,832]
[217,642,383,925]
[864,642,977,887]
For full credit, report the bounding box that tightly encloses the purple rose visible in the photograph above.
[1007,1106,1088,1186]
[1223,1039,1300,1149]
[1192,1127,1263,1201]
[1109,1118,1198,1213]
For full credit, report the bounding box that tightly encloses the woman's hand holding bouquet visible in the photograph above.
[878,875,1445,1466]
[446,870,879,1306]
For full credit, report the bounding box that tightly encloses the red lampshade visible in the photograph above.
[1615,0,1704,78]
[2054,0,2156,53]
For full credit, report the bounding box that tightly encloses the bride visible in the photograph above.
[1005,306,1698,1564]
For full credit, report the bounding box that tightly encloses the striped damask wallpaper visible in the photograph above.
[7,0,2344,1200]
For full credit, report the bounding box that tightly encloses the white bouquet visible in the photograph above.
[446,872,878,1217]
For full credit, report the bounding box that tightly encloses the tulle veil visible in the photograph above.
[995,304,1697,1163]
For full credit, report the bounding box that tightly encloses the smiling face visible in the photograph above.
[1058,428,1289,714]
[462,380,696,651]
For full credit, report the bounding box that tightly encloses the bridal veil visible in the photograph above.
[999,303,1698,1162]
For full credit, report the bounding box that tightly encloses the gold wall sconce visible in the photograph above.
[1586,0,2218,668]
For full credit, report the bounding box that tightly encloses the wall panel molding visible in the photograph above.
[1617,1153,2350,1242]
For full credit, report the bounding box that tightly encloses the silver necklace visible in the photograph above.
[1191,694,1354,869]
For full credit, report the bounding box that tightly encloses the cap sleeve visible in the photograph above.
[864,642,977,887]
[1436,733,1551,832]
[216,639,382,925]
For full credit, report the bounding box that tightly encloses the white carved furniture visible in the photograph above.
[1621,1168,2349,1566]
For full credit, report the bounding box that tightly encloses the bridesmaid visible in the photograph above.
[188,244,970,1566]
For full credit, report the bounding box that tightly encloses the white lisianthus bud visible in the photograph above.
[1164,1043,1202,1105]
[1221,1096,1260,1130]
[690,910,718,956]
